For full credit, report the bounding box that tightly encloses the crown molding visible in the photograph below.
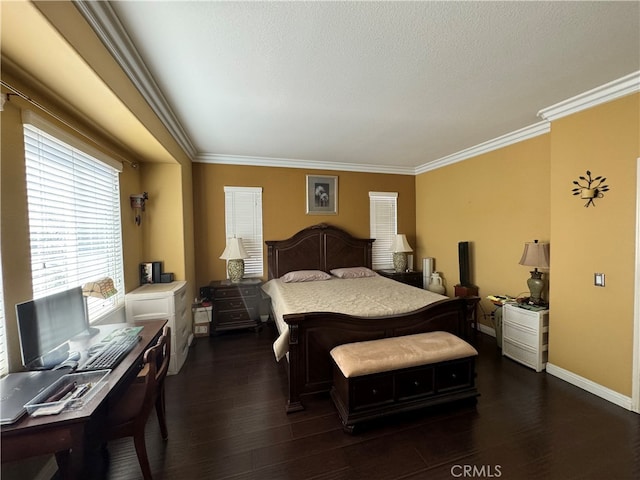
[538,71,640,122]
[195,153,416,175]
[74,1,197,159]
[415,121,550,175]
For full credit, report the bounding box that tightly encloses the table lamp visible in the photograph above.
[518,240,550,306]
[392,234,413,273]
[82,277,117,335]
[220,237,249,282]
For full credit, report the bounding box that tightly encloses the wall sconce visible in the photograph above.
[571,170,609,207]
[130,192,148,226]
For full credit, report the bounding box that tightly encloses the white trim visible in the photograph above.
[477,323,496,338]
[633,157,640,413]
[74,0,197,159]
[546,363,633,411]
[223,186,263,194]
[538,71,640,122]
[22,110,123,172]
[369,191,398,198]
[195,153,415,175]
[415,121,550,174]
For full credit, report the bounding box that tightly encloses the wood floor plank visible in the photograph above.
[97,322,640,480]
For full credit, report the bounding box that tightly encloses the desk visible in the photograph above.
[1,319,167,479]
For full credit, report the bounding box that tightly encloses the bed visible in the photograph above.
[264,223,477,412]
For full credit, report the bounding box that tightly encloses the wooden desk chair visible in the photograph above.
[153,325,171,440]
[106,330,169,480]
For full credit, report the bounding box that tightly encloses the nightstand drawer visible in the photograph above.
[503,319,539,349]
[216,308,257,326]
[503,338,548,371]
[214,286,259,300]
[215,297,255,312]
[503,304,548,331]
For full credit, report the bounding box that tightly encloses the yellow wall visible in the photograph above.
[548,93,639,395]
[416,93,639,397]
[0,71,195,371]
[416,134,551,313]
[192,164,416,286]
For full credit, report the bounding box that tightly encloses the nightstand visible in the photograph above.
[502,303,549,372]
[376,270,423,288]
[202,279,262,333]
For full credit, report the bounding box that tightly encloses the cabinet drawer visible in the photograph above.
[503,319,540,348]
[503,338,547,371]
[435,360,473,391]
[214,286,258,300]
[215,297,254,312]
[504,305,548,331]
[396,367,434,400]
[216,308,257,325]
[352,374,394,409]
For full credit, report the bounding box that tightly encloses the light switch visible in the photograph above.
[594,273,605,287]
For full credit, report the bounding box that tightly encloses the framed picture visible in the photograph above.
[306,175,338,215]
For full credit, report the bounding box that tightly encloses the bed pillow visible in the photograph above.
[281,270,332,283]
[330,267,377,279]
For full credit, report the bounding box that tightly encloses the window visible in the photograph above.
[369,192,398,270]
[224,186,263,278]
[23,111,124,322]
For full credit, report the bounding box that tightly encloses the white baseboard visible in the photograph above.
[545,363,634,411]
[477,323,496,337]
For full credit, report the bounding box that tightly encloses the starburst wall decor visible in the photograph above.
[571,170,609,208]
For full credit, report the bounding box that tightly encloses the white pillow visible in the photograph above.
[330,267,377,279]
[281,270,332,283]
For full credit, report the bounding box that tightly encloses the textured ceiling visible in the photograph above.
[103,1,639,172]
[12,1,640,173]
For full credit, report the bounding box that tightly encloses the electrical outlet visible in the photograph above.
[594,273,605,287]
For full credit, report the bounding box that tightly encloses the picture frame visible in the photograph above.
[306,175,338,215]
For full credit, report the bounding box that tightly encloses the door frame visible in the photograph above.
[633,157,640,413]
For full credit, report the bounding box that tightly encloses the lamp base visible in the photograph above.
[527,270,545,305]
[228,259,245,283]
[393,252,408,273]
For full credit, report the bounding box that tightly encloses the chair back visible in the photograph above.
[154,326,171,385]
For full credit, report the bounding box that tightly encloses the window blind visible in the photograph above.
[23,115,125,322]
[224,186,263,278]
[369,192,398,270]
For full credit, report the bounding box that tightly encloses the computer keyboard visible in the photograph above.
[76,335,140,372]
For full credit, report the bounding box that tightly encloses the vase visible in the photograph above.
[427,272,446,295]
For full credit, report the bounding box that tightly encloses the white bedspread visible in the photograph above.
[262,275,448,361]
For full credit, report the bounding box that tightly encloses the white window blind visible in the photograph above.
[369,192,398,270]
[224,186,263,278]
[23,113,125,322]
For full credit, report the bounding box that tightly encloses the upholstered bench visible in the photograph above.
[330,331,479,432]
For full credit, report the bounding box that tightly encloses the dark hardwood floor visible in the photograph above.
[103,322,640,480]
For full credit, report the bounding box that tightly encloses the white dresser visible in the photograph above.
[502,303,549,372]
[125,281,192,375]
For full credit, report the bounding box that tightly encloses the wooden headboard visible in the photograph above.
[265,224,374,280]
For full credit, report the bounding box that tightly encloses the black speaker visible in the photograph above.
[458,241,471,287]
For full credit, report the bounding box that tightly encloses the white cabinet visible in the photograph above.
[125,281,192,375]
[502,303,549,372]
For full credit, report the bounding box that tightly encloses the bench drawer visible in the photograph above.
[351,373,394,409]
[396,367,435,400]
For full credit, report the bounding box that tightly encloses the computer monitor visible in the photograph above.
[16,286,90,370]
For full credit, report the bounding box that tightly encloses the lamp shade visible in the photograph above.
[219,237,249,260]
[82,277,117,299]
[519,241,550,269]
[391,234,413,253]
